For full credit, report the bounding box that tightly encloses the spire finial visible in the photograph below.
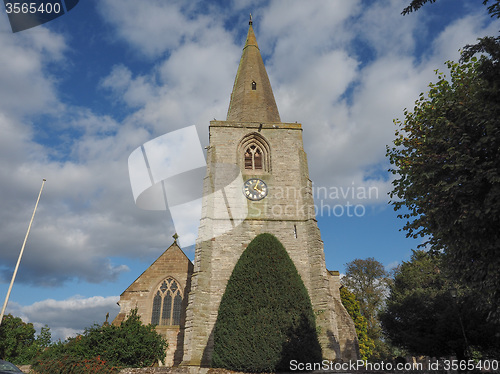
[249,13,252,25]
[173,233,179,243]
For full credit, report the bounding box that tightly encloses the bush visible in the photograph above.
[211,233,322,372]
[34,355,119,374]
[33,309,167,372]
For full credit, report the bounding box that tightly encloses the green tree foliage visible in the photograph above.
[0,314,46,364]
[33,309,167,371]
[0,314,34,363]
[462,36,500,99]
[78,309,166,367]
[35,325,52,350]
[387,55,500,321]
[402,0,500,18]
[381,250,500,359]
[211,233,322,372]
[340,287,374,360]
[341,258,390,346]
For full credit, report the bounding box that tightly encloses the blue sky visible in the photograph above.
[0,0,498,341]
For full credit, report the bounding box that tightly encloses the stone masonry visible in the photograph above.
[181,21,359,366]
[114,19,359,367]
[113,241,193,366]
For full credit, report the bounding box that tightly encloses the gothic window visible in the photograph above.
[151,291,162,325]
[239,133,270,173]
[173,294,182,325]
[244,145,263,170]
[151,278,183,326]
[252,81,257,90]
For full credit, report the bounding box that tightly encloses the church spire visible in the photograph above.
[226,18,281,122]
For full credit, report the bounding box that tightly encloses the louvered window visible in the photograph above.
[244,145,263,170]
[239,133,270,173]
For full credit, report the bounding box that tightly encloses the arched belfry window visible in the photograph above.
[244,144,263,170]
[239,133,270,172]
[151,277,182,326]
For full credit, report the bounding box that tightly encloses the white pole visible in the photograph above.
[0,179,46,328]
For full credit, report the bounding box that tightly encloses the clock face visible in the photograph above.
[243,178,268,201]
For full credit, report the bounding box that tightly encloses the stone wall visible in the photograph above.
[119,368,192,374]
[113,242,193,366]
[182,121,359,365]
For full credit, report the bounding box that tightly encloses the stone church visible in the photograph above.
[113,20,359,367]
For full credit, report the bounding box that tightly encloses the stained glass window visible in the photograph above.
[173,294,182,325]
[162,294,172,325]
[151,277,183,326]
[151,291,162,325]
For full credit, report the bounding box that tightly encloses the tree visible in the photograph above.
[340,286,374,360]
[402,0,500,18]
[387,55,500,322]
[341,259,389,335]
[211,233,322,372]
[0,314,36,364]
[341,258,391,359]
[34,309,167,370]
[79,309,167,367]
[0,315,52,365]
[34,325,52,351]
[381,250,500,359]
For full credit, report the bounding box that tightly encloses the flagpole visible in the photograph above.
[0,179,46,328]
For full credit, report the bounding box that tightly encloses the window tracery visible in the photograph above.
[239,133,270,172]
[151,277,182,326]
[244,144,263,170]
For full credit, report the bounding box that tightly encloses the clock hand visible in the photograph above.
[253,184,263,193]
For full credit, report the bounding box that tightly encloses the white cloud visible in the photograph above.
[261,0,361,56]
[353,0,419,58]
[430,13,500,61]
[0,0,497,296]
[101,65,158,109]
[385,261,400,271]
[259,0,497,209]
[97,0,215,59]
[7,296,120,341]
[0,24,65,117]
[0,69,171,287]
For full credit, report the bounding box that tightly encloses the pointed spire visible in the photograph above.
[226,19,281,122]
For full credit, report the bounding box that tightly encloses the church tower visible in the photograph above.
[181,20,359,366]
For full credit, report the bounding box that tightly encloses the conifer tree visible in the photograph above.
[211,233,322,372]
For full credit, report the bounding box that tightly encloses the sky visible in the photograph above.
[0,0,498,342]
